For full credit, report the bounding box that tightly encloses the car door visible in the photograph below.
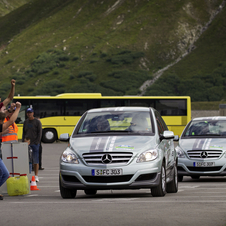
[154,110,174,176]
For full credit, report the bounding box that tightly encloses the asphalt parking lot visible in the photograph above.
[1,142,226,226]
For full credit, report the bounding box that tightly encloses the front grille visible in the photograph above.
[187,150,223,159]
[82,152,133,165]
[83,175,133,183]
[187,166,222,172]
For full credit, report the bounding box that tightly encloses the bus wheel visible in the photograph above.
[42,129,57,143]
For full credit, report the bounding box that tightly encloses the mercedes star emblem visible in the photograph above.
[101,154,112,164]
[200,151,208,158]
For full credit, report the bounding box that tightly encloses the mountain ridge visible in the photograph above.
[0,0,225,101]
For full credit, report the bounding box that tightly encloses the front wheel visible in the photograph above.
[59,177,77,199]
[166,164,178,193]
[42,129,57,143]
[151,163,166,197]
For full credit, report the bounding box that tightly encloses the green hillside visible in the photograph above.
[0,0,30,16]
[0,0,225,102]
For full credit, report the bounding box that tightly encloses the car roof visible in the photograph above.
[192,116,226,121]
[87,106,152,113]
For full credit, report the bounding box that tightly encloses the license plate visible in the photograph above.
[193,162,215,167]
[92,169,123,176]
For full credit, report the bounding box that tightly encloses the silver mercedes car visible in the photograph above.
[59,107,178,198]
[175,116,226,181]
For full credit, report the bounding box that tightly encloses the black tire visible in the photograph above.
[42,129,57,143]
[166,164,178,193]
[178,175,183,182]
[151,163,166,197]
[59,177,77,199]
[84,189,97,195]
[191,176,200,180]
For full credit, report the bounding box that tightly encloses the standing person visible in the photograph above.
[22,108,42,182]
[2,104,18,143]
[0,79,16,112]
[0,102,21,200]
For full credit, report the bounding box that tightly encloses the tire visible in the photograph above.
[191,176,200,180]
[42,129,57,143]
[151,163,166,197]
[59,177,77,199]
[84,189,97,195]
[178,175,183,182]
[166,164,178,193]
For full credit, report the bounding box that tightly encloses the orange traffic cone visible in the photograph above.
[30,176,40,191]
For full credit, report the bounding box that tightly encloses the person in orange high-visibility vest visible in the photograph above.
[2,106,18,143]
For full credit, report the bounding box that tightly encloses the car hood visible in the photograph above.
[179,138,225,151]
[70,135,157,157]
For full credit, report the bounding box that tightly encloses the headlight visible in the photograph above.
[137,149,158,163]
[61,149,79,164]
[175,146,185,158]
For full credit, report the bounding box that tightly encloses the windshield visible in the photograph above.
[183,119,226,137]
[76,111,153,135]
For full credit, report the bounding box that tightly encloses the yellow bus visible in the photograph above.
[13,93,191,143]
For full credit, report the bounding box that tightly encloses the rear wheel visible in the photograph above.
[178,175,183,182]
[191,176,200,180]
[166,164,178,193]
[151,163,166,197]
[59,177,77,199]
[42,129,57,143]
[84,189,97,195]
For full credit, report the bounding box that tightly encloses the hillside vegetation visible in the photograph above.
[0,0,225,105]
[0,0,30,16]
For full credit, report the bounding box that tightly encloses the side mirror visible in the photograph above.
[59,133,70,142]
[173,135,179,141]
[160,131,175,141]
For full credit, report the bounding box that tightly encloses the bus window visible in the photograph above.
[65,99,99,116]
[32,99,64,118]
[124,99,155,108]
[101,99,124,108]
[155,99,187,116]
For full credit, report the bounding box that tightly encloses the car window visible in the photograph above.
[154,110,168,135]
[76,111,153,135]
[183,119,226,136]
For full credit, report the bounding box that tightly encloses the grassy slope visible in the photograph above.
[0,0,30,17]
[0,0,224,103]
[166,5,226,80]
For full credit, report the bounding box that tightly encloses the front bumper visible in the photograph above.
[60,160,161,190]
[178,158,226,176]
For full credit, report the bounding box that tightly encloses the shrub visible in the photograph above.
[100,52,107,58]
[72,56,79,61]
[6,59,13,64]
[90,59,98,64]
[101,70,151,95]
[78,71,93,78]
[106,51,145,65]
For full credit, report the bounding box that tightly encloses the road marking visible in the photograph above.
[179,186,199,188]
